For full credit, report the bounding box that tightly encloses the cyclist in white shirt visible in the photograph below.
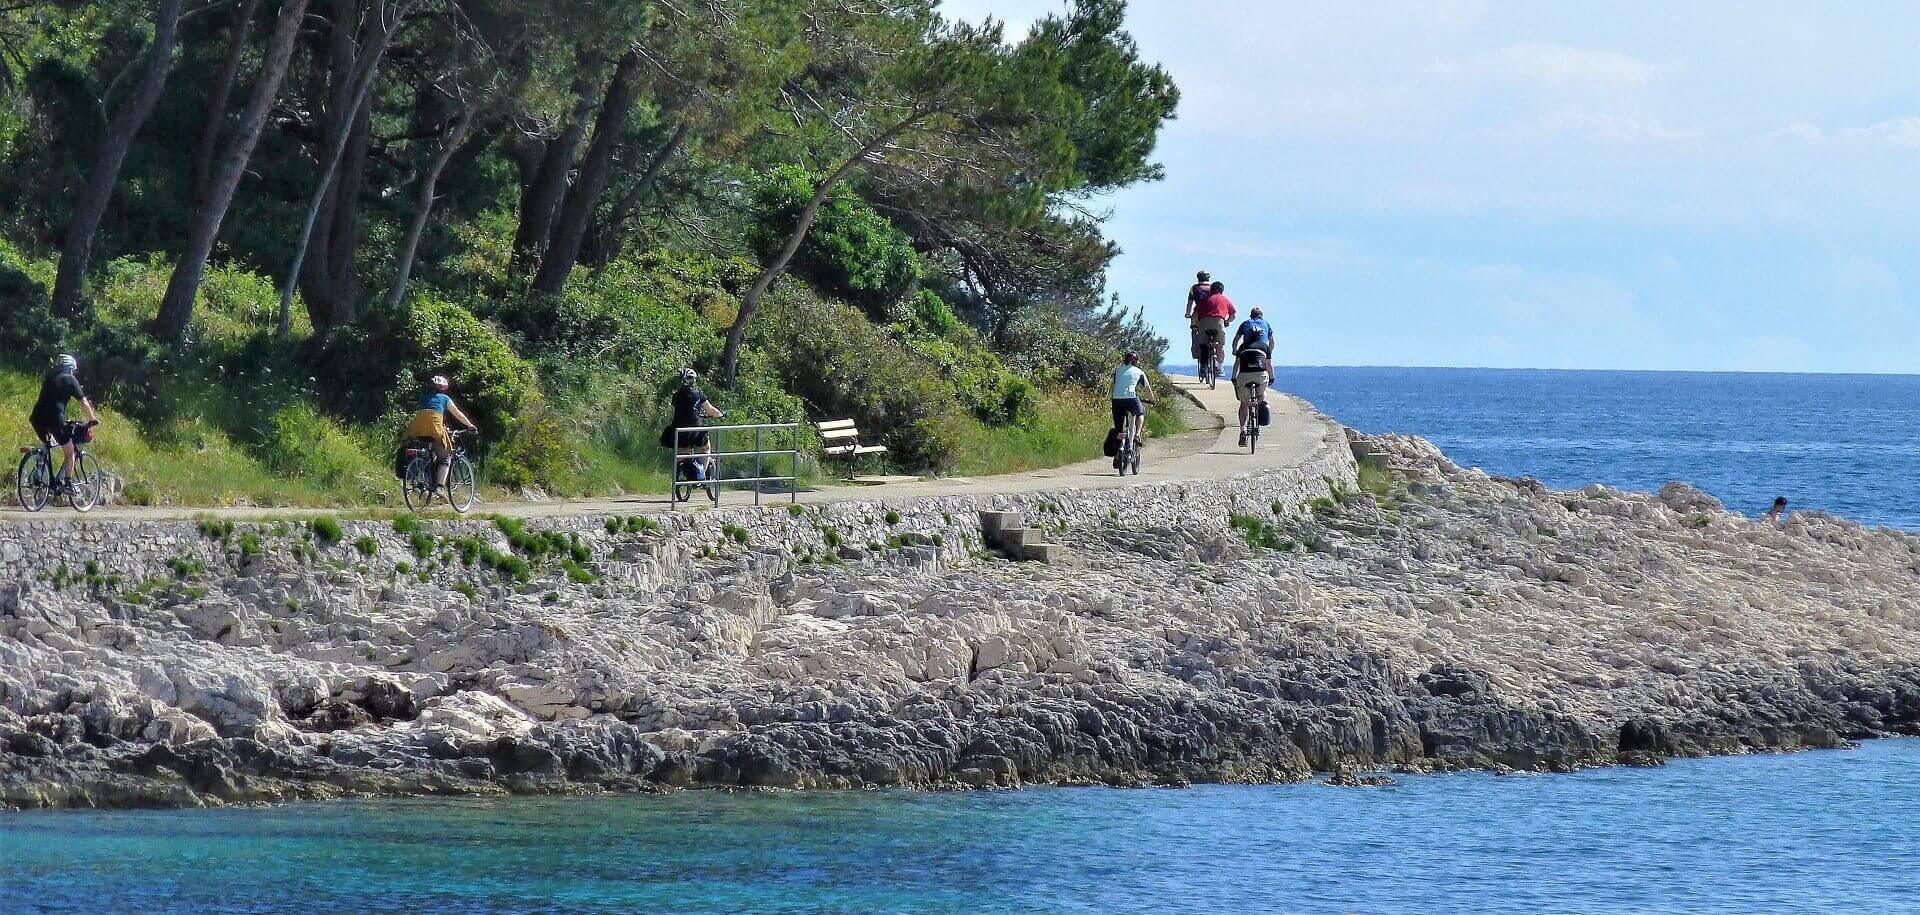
[1110,351,1155,440]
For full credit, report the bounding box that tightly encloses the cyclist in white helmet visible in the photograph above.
[29,354,100,489]
[402,374,478,486]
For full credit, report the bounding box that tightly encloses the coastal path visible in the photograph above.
[0,378,1346,522]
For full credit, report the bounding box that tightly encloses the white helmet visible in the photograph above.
[429,375,450,391]
[680,368,699,385]
[55,354,77,373]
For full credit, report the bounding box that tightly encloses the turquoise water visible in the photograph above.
[5,739,1917,913]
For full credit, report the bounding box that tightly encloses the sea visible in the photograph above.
[5,366,1919,913]
[3,741,1917,913]
[1270,366,1920,530]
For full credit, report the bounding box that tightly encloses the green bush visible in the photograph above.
[308,516,344,545]
[394,294,536,446]
[906,289,960,338]
[750,165,920,319]
[907,334,1038,426]
[257,402,378,489]
[753,289,964,471]
[0,241,61,371]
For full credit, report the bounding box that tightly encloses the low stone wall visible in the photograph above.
[0,405,1358,604]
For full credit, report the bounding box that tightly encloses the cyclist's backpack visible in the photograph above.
[1102,427,1120,457]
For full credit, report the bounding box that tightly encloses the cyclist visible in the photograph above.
[668,368,724,481]
[29,354,100,490]
[402,375,478,487]
[1233,306,1274,360]
[1110,350,1156,442]
[1183,270,1213,362]
[1231,320,1275,447]
[1192,281,1236,375]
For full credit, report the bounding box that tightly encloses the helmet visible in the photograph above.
[1196,270,1210,282]
[55,354,77,373]
[1210,281,1225,293]
[1123,350,1140,365]
[679,367,699,385]
[1249,308,1263,319]
[429,375,450,391]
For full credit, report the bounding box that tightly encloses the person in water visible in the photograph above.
[1764,497,1788,521]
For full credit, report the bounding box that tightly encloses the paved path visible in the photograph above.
[1,378,1342,521]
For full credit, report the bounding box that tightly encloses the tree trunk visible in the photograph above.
[190,0,258,207]
[386,104,473,310]
[50,0,183,319]
[531,51,642,295]
[720,112,929,383]
[296,0,382,330]
[277,0,401,338]
[512,66,599,265]
[154,0,311,342]
[585,121,687,266]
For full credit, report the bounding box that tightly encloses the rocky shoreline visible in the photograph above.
[5,421,1920,809]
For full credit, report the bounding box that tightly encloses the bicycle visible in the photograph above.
[16,420,101,513]
[1113,398,1152,476]
[1240,380,1265,454]
[1199,332,1223,389]
[672,451,718,505]
[401,428,478,514]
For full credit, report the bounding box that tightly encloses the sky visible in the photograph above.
[937,0,1920,373]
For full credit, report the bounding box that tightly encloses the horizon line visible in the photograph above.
[1158,362,1920,379]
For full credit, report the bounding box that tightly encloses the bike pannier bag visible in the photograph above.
[1102,427,1120,458]
[392,447,409,479]
[1258,402,1272,427]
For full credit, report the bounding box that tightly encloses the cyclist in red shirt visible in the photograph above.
[1192,281,1236,373]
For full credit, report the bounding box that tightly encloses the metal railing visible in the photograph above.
[671,421,802,508]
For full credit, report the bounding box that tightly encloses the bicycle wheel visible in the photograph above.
[445,455,478,514]
[67,452,99,512]
[402,457,436,512]
[15,450,50,512]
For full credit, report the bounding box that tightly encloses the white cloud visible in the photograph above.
[1452,42,1658,88]
[1496,109,1704,144]
[1768,116,1920,147]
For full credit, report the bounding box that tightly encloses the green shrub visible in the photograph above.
[753,291,964,471]
[308,516,344,545]
[487,407,573,491]
[906,289,959,338]
[257,403,378,489]
[1230,513,1287,550]
[750,165,920,318]
[353,536,378,556]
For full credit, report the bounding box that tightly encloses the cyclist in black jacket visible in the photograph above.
[29,354,100,488]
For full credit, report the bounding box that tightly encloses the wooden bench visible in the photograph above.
[818,419,889,460]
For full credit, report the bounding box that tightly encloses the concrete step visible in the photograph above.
[978,510,1018,541]
[999,527,1037,551]
[1019,542,1061,563]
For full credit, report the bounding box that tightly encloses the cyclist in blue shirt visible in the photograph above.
[1231,310,1276,446]
[1232,307,1274,358]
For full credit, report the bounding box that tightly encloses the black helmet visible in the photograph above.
[1210,281,1225,293]
[1196,270,1210,282]
[1123,350,1140,365]
[1249,307,1263,319]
